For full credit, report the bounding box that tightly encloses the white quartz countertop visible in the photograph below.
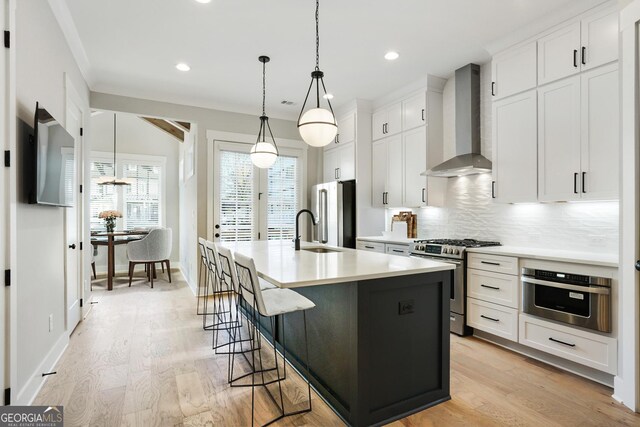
[466,246,619,268]
[357,236,415,245]
[220,240,454,288]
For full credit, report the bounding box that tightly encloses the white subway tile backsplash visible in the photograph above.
[387,173,619,254]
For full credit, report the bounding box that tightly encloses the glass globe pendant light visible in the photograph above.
[297,0,337,147]
[250,55,279,169]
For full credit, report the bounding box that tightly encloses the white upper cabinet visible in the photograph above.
[538,75,582,202]
[538,22,581,85]
[403,127,427,207]
[581,9,619,71]
[402,93,426,131]
[372,103,402,141]
[323,142,355,182]
[492,90,538,203]
[386,136,403,207]
[580,63,619,200]
[491,42,537,100]
[538,8,618,86]
[335,112,355,145]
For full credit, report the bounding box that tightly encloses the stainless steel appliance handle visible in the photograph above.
[319,189,328,244]
[410,254,463,266]
[521,276,610,295]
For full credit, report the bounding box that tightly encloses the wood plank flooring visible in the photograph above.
[35,273,640,426]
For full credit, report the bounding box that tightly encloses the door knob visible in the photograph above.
[215,224,220,229]
[215,233,220,238]
[68,244,76,249]
[636,260,640,272]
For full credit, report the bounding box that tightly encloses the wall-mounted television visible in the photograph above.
[26,102,76,207]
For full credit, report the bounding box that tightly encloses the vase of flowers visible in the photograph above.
[99,210,122,233]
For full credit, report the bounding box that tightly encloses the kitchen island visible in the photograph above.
[220,240,454,427]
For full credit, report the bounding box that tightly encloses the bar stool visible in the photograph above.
[196,238,210,316]
[216,245,278,383]
[233,252,314,426]
[204,240,237,348]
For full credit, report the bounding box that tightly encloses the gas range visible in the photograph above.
[411,239,502,260]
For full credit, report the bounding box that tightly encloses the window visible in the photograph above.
[214,142,303,243]
[89,153,165,231]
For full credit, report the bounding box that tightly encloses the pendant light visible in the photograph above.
[250,56,279,168]
[297,0,337,147]
[97,113,132,186]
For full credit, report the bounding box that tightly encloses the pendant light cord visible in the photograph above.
[315,0,320,71]
[262,60,266,116]
[113,113,117,169]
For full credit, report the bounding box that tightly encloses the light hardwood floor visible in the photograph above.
[35,273,640,426]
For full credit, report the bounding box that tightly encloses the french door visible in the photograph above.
[213,141,302,242]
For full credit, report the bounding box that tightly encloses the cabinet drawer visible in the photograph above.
[467,253,518,275]
[467,298,518,342]
[385,244,410,257]
[356,241,385,253]
[519,314,617,374]
[467,268,519,309]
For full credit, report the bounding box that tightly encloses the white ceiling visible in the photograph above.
[63,0,605,119]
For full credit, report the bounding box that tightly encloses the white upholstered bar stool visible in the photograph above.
[203,240,236,341]
[233,252,315,426]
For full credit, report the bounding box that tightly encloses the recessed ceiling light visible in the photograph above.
[384,51,399,61]
[323,93,334,100]
[194,0,212,3]
[176,63,191,72]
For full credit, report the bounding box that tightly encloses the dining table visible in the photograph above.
[91,230,148,291]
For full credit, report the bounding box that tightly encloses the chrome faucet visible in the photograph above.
[295,209,318,250]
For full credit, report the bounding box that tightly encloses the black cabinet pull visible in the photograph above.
[573,49,578,68]
[421,109,425,122]
[365,245,375,249]
[574,172,579,194]
[392,249,403,253]
[481,261,501,266]
[549,337,576,347]
[491,82,496,96]
[337,168,341,180]
[421,188,426,203]
[481,284,500,290]
[582,172,586,193]
[334,168,338,180]
[335,133,339,144]
[581,46,586,65]
[491,181,496,199]
[480,314,500,322]
[382,192,386,205]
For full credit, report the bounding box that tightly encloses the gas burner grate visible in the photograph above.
[414,238,501,248]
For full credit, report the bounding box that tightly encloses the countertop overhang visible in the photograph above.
[219,240,455,288]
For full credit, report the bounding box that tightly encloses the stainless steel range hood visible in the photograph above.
[423,63,491,177]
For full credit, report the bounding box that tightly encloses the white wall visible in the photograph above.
[90,112,181,272]
[386,63,619,255]
[14,0,90,404]
[90,93,321,290]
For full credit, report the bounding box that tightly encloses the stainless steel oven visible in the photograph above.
[522,268,612,333]
[410,239,501,336]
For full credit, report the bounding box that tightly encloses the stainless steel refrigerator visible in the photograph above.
[311,180,356,248]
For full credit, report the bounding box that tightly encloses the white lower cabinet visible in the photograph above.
[467,298,518,342]
[385,243,410,256]
[356,240,410,256]
[467,269,518,309]
[519,314,617,374]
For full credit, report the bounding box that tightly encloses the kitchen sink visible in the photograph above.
[302,247,342,254]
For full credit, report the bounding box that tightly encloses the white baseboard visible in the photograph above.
[16,332,69,405]
[612,376,624,404]
[181,266,197,295]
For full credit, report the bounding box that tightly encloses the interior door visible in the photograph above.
[65,92,83,333]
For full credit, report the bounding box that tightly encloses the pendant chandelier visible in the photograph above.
[97,113,132,186]
[297,0,337,147]
[250,55,279,168]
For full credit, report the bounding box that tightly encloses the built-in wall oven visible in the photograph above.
[522,268,612,333]
[410,239,501,336]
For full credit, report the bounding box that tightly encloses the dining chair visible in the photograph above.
[127,228,172,288]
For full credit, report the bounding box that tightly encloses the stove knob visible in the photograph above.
[454,248,460,255]
[444,247,451,254]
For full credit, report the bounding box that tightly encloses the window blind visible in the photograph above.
[90,161,116,230]
[267,155,298,240]
[123,163,161,230]
[219,150,255,242]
